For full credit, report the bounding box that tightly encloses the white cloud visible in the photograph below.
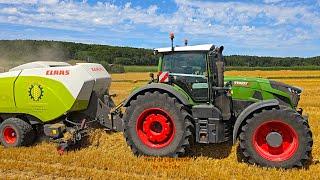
[0,0,319,51]
[169,0,320,47]
[0,0,37,4]
[39,0,59,5]
[0,7,18,14]
[263,0,284,3]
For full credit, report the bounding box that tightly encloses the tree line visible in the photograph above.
[0,40,319,67]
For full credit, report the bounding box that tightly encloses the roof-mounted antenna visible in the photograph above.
[170,32,175,52]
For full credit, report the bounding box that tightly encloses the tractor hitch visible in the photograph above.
[51,97,124,154]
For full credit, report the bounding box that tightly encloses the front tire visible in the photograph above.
[123,91,194,157]
[239,108,313,168]
[0,118,35,147]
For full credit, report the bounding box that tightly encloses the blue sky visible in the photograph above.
[0,0,319,57]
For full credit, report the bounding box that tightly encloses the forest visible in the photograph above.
[0,40,319,68]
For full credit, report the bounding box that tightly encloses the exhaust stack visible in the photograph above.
[213,46,231,120]
[215,46,224,87]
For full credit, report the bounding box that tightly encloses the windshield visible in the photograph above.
[162,52,206,75]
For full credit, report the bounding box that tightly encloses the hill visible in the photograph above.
[0,40,319,69]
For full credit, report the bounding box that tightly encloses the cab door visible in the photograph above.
[162,52,209,102]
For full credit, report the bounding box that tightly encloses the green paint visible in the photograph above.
[0,77,17,111]
[158,56,163,72]
[225,76,293,107]
[70,100,90,111]
[172,84,195,105]
[0,76,89,122]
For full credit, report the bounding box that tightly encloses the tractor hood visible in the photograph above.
[224,76,302,108]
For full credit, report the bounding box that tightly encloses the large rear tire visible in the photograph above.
[0,118,35,147]
[239,108,313,168]
[123,91,194,157]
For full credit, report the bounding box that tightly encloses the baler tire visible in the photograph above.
[0,118,35,147]
[123,91,194,157]
[239,108,313,168]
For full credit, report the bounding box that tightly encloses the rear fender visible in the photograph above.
[123,83,192,107]
[232,99,279,144]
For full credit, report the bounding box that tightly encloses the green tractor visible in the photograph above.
[122,35,313,168]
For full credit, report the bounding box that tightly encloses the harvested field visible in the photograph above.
[1,71,320,179]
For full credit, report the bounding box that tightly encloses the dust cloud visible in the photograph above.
[0,42,69,72]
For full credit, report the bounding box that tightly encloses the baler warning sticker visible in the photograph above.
[28,84,44,101]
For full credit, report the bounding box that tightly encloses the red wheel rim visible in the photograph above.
[136,108,175,149]
[253,120,299,161]
[3,126,17,144]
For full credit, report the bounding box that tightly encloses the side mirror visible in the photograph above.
[149,73,155,83]
[215,46,224,54]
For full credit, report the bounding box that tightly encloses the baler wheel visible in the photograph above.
[0,118,35,147]
[123,91,194,157]
[239,108,313,168]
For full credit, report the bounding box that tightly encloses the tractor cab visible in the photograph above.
[154,43,232,120]
[155,44,214,102]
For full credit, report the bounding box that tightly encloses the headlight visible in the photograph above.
[288,87,302,95]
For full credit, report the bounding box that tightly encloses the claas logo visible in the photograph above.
[46,70,70,75]
[91,67,104,72]
[28,84,44,101]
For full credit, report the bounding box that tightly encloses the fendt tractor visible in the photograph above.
[0,35,313,168]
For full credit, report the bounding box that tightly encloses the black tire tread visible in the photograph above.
[0,118,35,147]
[123,91,194,157]
[239,107,313,168]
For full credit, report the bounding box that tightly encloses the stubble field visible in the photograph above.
[1,71,320,179]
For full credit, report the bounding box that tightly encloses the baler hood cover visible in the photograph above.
[9,61,71,71]
[0,61,112,122]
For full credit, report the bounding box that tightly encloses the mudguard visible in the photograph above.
[232,99,279,144]
[123,83,192,107]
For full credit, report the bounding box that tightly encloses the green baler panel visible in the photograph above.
[0,77,17,111]
[14,76,77,122]
[0,76,82,122]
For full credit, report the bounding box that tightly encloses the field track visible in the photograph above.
[1,70,320,179]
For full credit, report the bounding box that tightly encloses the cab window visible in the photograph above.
[163,52,206,75]
[162,52,208,102]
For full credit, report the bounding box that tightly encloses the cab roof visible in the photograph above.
[154,44,215,53]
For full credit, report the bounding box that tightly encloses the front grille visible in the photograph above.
[270,80,290,93]
[270,80,302,108]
